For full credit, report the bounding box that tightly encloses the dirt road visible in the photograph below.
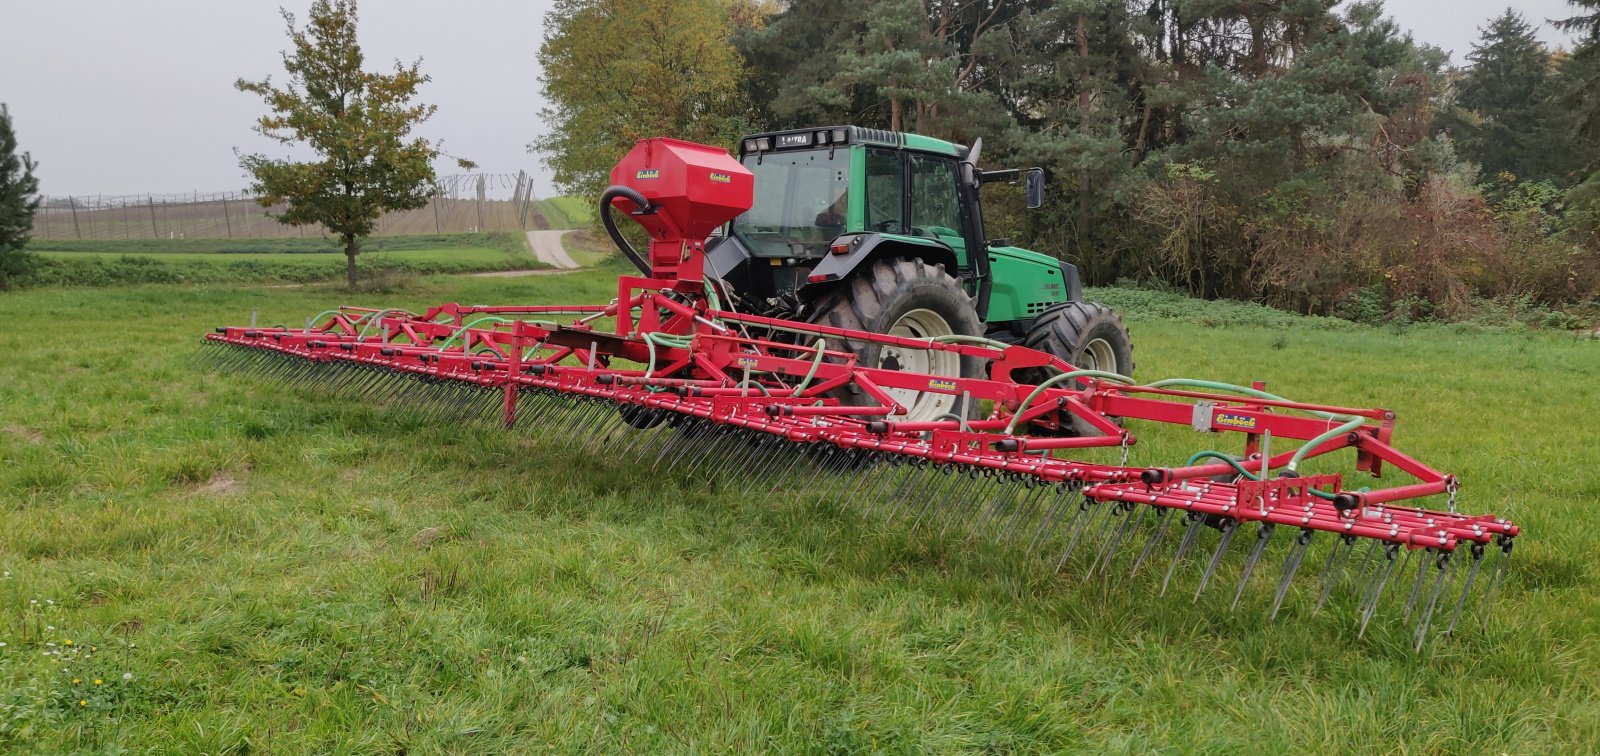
[527,230,579,269]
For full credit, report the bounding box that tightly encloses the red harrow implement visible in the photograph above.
[204,138,1518,648]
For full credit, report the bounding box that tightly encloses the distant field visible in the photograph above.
[26,233,524,256]
[534,196,594,230]
[33,193,551,242]
[23,233,541,287]
[559,229,616,267]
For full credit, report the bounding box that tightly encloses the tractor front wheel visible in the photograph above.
[1022,301,1135,435]
[808,257,982,422]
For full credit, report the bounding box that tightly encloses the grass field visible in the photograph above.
[21,233,543,287]
[534,196,596,230]
[0,265,1596,751]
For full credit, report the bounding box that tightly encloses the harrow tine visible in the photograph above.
[1478,537,1513,626]
[652,419,702,472]
[1230,523,1275,611]
[1022,485,1070,554]
[859,458,906,518]
[764,440,812,494]
[1270,529,1315,621]
[1193,518,1238,601]
[1314,535,1357,612]
[1357,544,1402,638]
[1058,500,1112,572]
[958,473,1007,540]
[1160,513,1207,596]
[939,470,992,538]
[1095,502,1148,576]
[1444,543,1486,638]
[1080,502,1128,576]
[703,430,756,484]
[995,480,1045,544]
[1413,550,1456,652]
[1128,507,1174,577]
[905,465,958,527]
[1402,548,1434,622]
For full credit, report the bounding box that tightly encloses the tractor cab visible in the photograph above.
[710,126,1078,333]
[691,125,1129,422]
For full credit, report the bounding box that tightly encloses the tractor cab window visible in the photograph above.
[732,148,851,257]
[864,149,904,234]
[908,154,964,241]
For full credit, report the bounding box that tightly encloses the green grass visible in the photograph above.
[20,233,544,287]
[560,229,618,268]
[0,271,1596,751]
[535,196,595,230]
[26,232,532,256]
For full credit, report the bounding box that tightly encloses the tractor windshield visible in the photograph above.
[731,148,851,257]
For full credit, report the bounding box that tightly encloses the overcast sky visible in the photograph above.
[0,0,1582,199]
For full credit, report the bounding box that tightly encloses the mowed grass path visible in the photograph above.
[0,271,1596,752]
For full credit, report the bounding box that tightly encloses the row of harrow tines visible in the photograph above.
[204,295,1518,649]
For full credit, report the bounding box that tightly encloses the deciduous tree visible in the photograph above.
[236,0,469,288]
[536,0,753,202]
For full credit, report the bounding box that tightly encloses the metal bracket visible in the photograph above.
[1191,400,1216,432]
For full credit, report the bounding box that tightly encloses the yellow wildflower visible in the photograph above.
[94,679,102,685]
[78,699,87,707]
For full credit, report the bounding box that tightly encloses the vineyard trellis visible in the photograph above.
[31,172,548,241]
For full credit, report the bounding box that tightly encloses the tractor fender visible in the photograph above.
[1059,260,1084,304]
[800,233,960,301]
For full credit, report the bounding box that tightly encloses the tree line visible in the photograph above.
[539,0,1600,323]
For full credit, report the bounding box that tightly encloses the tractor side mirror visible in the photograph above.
[1024,168,1045,209]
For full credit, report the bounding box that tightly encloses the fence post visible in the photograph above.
[475,175,486,233]
[433,187,443,234]
[514,171,528,229]
[69,196,81,240]
[222,193,233,238]
[148,195,159,239]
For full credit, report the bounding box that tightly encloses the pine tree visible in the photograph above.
[0,103,40,289]
[1456,10,1552,181]
[1552,0,1600,40]
[739,0,1017,141]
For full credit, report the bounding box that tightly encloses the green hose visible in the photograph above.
[934,412,972,432]
[735,380,772,396]
[354,308,416,340]
[791,338,827,397]
[436,316,515,350]
[1183,450,1338,501]
[928,333,1012,350]
[642,332,694,378]
[1005,369,1135,434]
[1145,378,1364,471]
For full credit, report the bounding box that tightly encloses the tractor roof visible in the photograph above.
[738,126,965,159]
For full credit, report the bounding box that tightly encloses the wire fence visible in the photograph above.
[32,172,550,241]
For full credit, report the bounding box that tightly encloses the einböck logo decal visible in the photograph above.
[927,378,959,392]
[709,172,732,184]
[635,169,660,180]
[736,357,759,367]
[1214,412,1258,430]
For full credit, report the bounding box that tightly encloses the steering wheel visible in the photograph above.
[874,219,900,232]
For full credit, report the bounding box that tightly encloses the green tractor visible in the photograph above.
[625,125,1136,423]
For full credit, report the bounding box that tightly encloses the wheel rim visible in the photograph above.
[878,308,960,421]
[1080,337,1118,374]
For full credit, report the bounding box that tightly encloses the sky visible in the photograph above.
[0,0,1584,199]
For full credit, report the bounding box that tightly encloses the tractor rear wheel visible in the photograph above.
[808,257,982,422]
[1021,302,1135,436]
